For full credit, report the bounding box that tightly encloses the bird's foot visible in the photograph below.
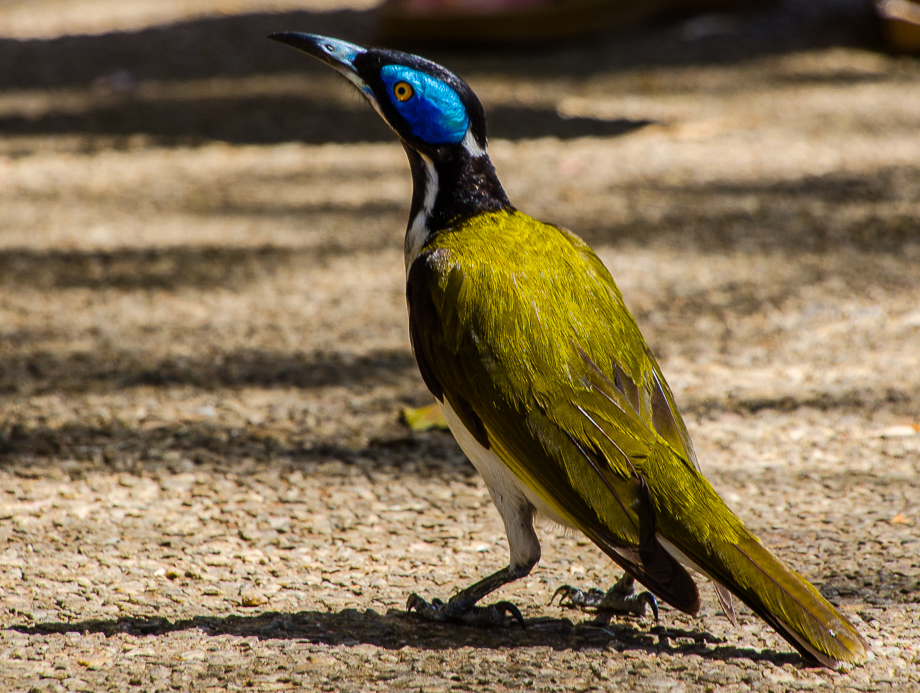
[406,593,525,628]
[551,574,658,620]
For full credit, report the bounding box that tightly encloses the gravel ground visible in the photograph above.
[1,1,919,691]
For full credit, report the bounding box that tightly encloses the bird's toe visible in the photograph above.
[552,576,658,620]
[406,593,525,628]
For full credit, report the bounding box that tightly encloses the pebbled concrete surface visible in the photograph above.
[1,1,918,691]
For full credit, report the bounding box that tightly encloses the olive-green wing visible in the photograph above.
[408,219,867,667]
[407,244,700,614]
[553,226,703,474]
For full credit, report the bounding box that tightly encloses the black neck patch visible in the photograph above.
[405,144,511,235]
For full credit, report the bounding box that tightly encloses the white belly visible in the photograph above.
[439,399,577,533]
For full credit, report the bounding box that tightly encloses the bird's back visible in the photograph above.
[416,208,652,403]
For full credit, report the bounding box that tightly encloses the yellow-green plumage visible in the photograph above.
[408,208,867,668]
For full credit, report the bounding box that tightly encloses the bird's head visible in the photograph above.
[270,33,509,265]
[269,33,488,160]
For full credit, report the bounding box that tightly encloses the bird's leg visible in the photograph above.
[406,564,531,627]
[552,573,658,620]
[407,496,540,628]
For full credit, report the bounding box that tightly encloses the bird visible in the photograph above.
[269,32,869,669]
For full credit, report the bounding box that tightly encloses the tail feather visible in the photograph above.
[672,530,869,668]
[713,582,737,626]
[724,535,868,668]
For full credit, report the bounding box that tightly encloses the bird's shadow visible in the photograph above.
[8,607,803,666]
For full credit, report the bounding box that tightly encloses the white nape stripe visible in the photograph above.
[404,153,439,273]
[462,127,487,158]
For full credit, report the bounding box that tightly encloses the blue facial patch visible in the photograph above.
[380,65,469,145]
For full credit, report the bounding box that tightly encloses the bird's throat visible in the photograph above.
[403,142,510,271]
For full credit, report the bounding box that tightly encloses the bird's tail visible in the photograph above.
[662,527,869,669]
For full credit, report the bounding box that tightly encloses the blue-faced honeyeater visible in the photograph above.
[269,32,868,669]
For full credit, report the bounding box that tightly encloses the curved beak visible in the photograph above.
[269,32,366,83]
[269,32,387,123]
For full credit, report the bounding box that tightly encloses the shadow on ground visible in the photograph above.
[0,346,419,396]
[8,608,805,666]
[0,4,877,144]
[0,101,652,146]
[0,243,391,292]
[1,335,916,406]
[587,167,920,254]
[0,4,877,90]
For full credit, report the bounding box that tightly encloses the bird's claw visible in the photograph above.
[551,584,601,607]
[406,593,525,628]
[551,579,658,620]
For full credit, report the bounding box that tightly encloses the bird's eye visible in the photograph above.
[393,81,414,102]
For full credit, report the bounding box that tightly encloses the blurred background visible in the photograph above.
[1,1,919,690]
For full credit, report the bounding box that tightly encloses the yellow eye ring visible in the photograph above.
[393,81,414,102]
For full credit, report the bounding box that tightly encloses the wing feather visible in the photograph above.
[405,229,701,614]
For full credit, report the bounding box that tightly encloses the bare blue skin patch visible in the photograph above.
[380,65,469,145]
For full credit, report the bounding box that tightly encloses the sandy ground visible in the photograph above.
[1,0,919,691]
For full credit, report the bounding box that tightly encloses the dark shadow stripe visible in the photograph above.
[0,98,651,145]
[6,609,802,663]
[0,4,876,91]
[571,166,920,255]
[0,10,374,91]
[0,242,402,291]
[0,347,421,396]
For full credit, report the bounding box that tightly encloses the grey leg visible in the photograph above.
[407,490,541,628]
